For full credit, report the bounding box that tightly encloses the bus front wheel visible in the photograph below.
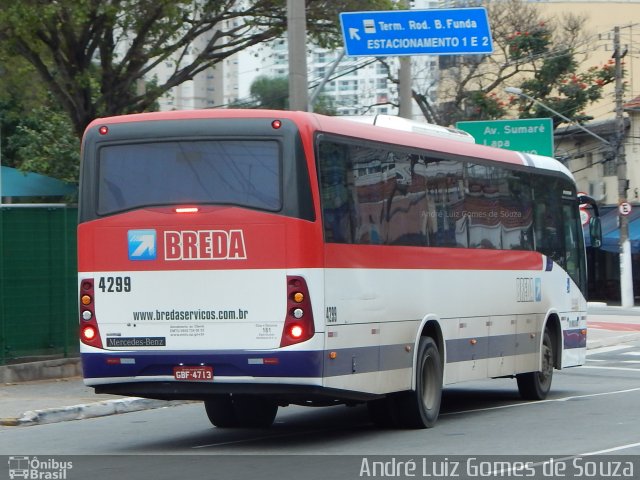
[517,329,554,400]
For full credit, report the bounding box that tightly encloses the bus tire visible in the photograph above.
[395,336,442,428]
[204,395,240,428]
[232,395,278,428]
[367,397,398,428]
[517,329,554,400]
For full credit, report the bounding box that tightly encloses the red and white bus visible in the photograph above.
[78,109,593,428]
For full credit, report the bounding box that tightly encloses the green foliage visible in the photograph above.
[414,0,617,130]
[506,23,552,61]
[8,105,79,184]
[0,48,78,182]
[464,91,508,121]
[512,58,618,127]
[0,0,391,139]
[0,0,386,182]
[245,75,337,115]
[312,93,337,116]
[250,76,290,110]
[502,11,618,127]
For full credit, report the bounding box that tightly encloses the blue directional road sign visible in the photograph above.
[340,8,493,57]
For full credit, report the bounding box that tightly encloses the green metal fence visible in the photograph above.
[0,204,78,364]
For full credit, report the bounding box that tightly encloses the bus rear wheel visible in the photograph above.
[204,395,239,428]
[517,329,554,400]
[367,397,398,428]
[395,336,442,428]
[205,394,278,428]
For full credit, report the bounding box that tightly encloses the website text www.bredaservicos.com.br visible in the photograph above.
[132,308,249,321]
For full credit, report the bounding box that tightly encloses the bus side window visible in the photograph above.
[318,141,353,243]
[562,197,587,293]
[532,179,565,267]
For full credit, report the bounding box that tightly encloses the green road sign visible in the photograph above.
[456,118,554,156]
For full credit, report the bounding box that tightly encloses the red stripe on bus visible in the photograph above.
[78,207,542,272]
[77,208,324,271]
[324,243,543,271]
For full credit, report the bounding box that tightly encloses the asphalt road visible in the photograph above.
[1,342,639,479]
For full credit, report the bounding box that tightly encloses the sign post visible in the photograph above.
[456,118,554,156]
[340,8,493,57]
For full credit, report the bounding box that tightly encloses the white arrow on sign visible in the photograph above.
[131,234,156,257]
[349,28,361,41]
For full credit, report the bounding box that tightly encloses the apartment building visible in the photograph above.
[154,18,241,110]
[154,0,443,116]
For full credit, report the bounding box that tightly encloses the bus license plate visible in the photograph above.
[173,366,213,381]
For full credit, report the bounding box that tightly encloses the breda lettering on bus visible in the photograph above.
[164,230,247,260]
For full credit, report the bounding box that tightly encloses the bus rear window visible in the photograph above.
[97,140,281,215]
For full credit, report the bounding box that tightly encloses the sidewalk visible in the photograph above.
[0,376,185,426]
[583,302,640,349]
[1,305,639,427]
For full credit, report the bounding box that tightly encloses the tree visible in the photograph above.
[8,105,80,184]
[243,75,337,114]
[249,76,290,110]
[406,0,616,127]
[0,51,80,184]
[0,55,51,169]
[0,0,391,138]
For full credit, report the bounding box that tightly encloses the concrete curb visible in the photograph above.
[0,398,190,427]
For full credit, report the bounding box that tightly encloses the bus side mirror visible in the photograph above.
[589,217,602,249]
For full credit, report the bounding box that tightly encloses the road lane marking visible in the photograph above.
[580,365,640,372]
[442,386,640,416]
[580,441,640,455]
[192,426,347,449]
[554,386,640,401]
[587,345,632,355]
[193,385,640,448]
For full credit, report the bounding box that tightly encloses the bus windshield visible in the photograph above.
[97,139,281,215]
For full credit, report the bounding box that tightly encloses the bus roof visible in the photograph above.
[339,115,476,143]
[86,109,574,181]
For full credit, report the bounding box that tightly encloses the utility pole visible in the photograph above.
[398,57,412,119]
[287,0,308,111]
[397,0,412,119]
[614,26,634,307]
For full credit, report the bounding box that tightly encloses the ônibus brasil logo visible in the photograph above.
[127,229,247,261]
[8,456,73,479]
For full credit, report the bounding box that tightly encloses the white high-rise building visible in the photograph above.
[155,1,442,117]
[154,17,241,110]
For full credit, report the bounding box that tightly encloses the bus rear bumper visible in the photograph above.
[81,349,324,380]
[90,379,380,404]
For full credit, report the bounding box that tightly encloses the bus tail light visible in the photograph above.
[280,276,315,347]
[79,278,103,348]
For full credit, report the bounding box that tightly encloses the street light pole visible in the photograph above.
[613,26,633,307]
